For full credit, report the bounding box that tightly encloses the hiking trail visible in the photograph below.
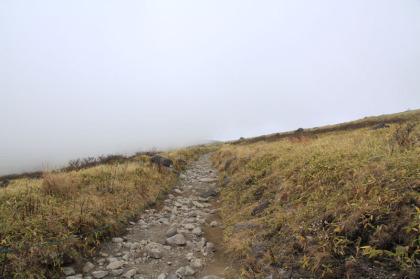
[63,153,239,279]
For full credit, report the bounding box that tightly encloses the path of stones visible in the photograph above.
[63,153,239,279]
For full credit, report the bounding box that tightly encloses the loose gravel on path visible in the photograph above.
[63,153,238,279]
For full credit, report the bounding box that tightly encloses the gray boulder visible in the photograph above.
[151,155,173,167]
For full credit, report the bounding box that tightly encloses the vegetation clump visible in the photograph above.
[213,115,419,278]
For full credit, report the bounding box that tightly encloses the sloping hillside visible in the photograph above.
[0,145,217,277]
[213,110,419,278]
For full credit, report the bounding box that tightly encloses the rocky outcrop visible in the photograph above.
[151,155,173,167]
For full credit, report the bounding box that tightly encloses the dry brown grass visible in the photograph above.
[213,113,420,278]
[42,172,80,198]
[0,144,219,278]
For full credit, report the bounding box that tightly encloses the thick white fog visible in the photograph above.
[1,0,419,175]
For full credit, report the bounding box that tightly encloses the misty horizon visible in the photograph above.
[1,0,419,176]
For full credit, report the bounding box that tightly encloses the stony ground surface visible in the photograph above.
[63,153,238,279]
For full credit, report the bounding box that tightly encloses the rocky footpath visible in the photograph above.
[63,153,238,279]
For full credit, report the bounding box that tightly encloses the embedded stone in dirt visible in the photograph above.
[166,227,178,237]
[92,270,109,279]
[112,237,124,243]
[192,227,202,236]
[145,242,163,259]
[166,233,187,246]
[200,189,217,198]
[63,267,75,276]
[192,201,205,208]
[106,260,124,270]
[82,262,95,273]
[210,221,220,227]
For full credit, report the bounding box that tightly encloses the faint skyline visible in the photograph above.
[1,0,419,175]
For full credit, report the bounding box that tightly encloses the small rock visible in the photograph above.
[167,273,181,279]
[210,221,220,227]
[188,211,198,217]
[166,227,178,237]
[63,267,75,276]
[175,267,185,275]
[200,190,217,198]
[192,227,202,236]
[92,270,109,279]
[206,242,216,252]
[184,223,195,230]
[106,260,124,270]
[192,201,204,208]
[190,258,203,270]
[107,257,118,263]
[174,189,182,194]
[145,242,163,259]
[158,273,166,279]
[112,269,124,276]
[166,234,186,246]
[131,242,141,250]
[186,252,194,261]
[197,238,207,248]
[112,237,124,243]
[122,268,137,278]
[202,276,224,279]
[184,266,195,275]
[122,242,133,248]
[83,262,95,273]
[162,206,172,212]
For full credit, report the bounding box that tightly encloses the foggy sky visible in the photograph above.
[1,0,419,175]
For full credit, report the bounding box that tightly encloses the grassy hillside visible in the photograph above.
[0,145,218,278]
[231,109,420,145]
[213,111,419,278]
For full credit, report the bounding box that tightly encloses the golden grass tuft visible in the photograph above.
[42,172,80,198]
